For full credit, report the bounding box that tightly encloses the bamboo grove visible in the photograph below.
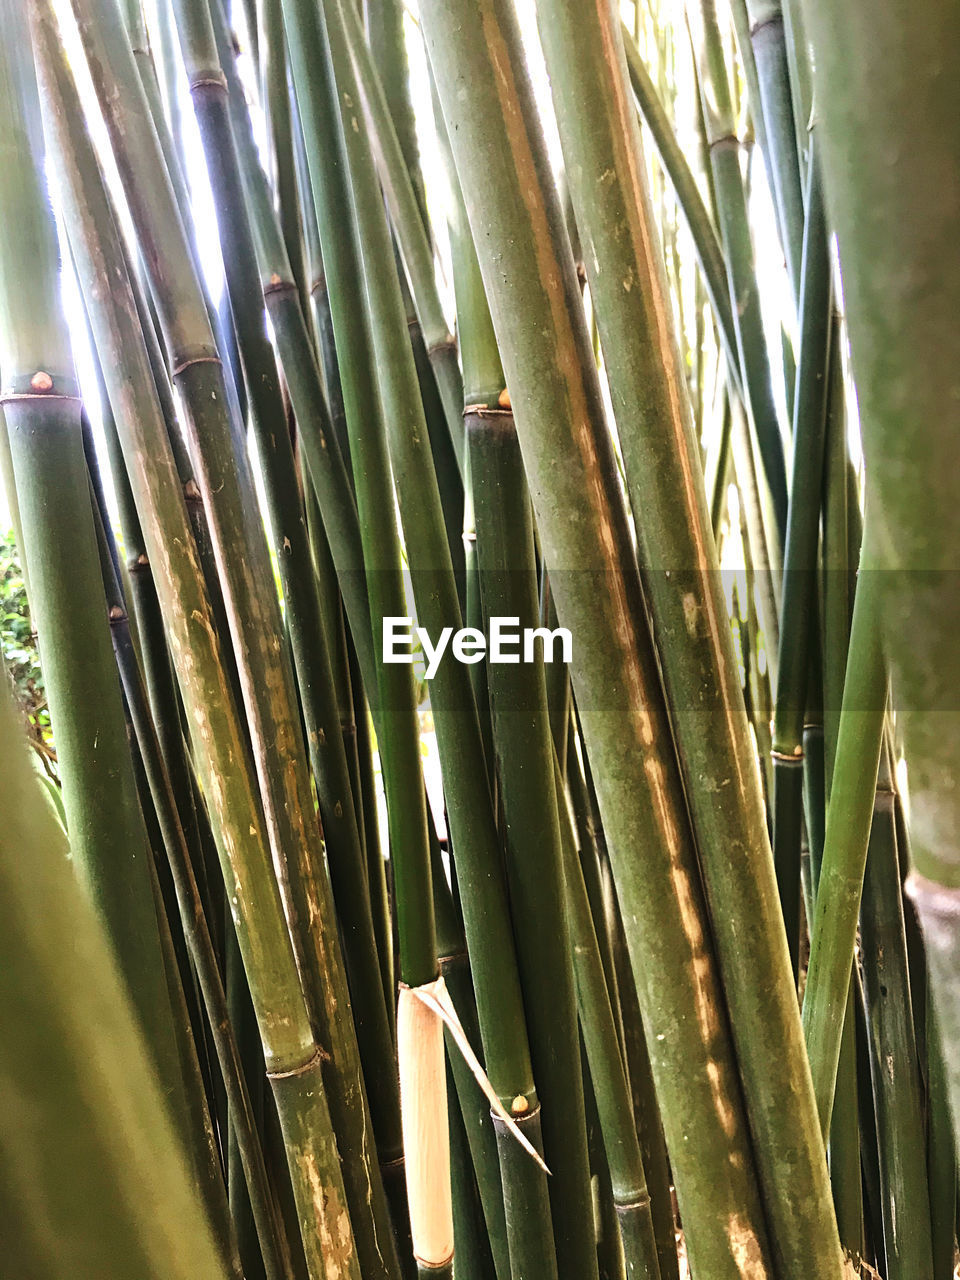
[0,0,957,1277]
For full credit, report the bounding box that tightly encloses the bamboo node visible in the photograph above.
[426,335,457,357]
[266,1047,327,1080]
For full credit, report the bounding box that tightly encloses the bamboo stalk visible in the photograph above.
[771,146,832,974]
[471,410,597,1280]
[554,760,661,1280]
[207,0,378,700]
[172,4,404,1208]
[802,563,887,1134]
[91,477,293,1280]
[34,16,362,1274]
[317,4,563,1273]
[338,0,464,473]
[619,26,740,392]
[421,1,778,1273]
[533,7,840,1273]
[0,0,192,1149]
[859,746,934,1278]
[800,0,960,1134]
[739,0,804,303]
[687,0,789,541]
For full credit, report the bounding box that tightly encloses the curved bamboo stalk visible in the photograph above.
[532,6,841,1274]
[420,0,778,1273]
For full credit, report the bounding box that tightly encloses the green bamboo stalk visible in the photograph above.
[431,848,511,1280]
[35,14,362,1274]
[471,411,597,1280]
[771,146,831,973]
[0,0,193,1150]
[91,482,293,1280]
[258,0,309,317]
[534,8,840,1274]
[447,1067,499,1280]
[275,0,438,1008]
[554,760,661,1280]
[799,0,960,1136]
[337,0,464,474]
[619,27,740,394]
[687,0,789,541]
[802,563,887,1134]
[65,4,402,1273]
[0,673,229,1278]
[316,5,562,1274]
[821,320,850,796]
[830,987,865,1258]
[172,1,404,1193]
[363,0,429,230]
[739,0,804,303]
[597,793,679,1280]
[859,746,934,1279]
[421,1,779,1274]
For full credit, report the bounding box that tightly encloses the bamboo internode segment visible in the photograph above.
[398,982,453,1268]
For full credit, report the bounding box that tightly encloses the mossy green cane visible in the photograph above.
[421,0,780,1273]
[34,14,362,1274]
[532,6,841,1274]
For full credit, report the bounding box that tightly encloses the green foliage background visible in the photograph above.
[1,528,56,778]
